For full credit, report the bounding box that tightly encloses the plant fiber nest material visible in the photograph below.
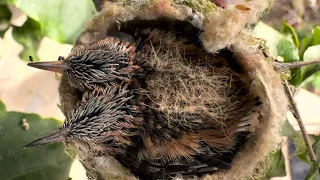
[57,0,288,179]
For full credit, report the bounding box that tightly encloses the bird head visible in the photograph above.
[24,87,137,154]
[27,37,136,90]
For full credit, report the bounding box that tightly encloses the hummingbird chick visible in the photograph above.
[26,18,263,179]
[24,87,138,154]
[27,18,226,91]
[25,85,262,179]
[28,37,137,91]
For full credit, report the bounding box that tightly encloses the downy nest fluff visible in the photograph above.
[26,0,288,179]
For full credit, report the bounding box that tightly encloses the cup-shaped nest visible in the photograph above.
[57,0,287,179]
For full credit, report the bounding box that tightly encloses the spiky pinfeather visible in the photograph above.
[26,18,262,179]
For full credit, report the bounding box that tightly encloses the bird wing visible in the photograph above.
[117,131,251,180]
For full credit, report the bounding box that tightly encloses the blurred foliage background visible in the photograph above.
[0,0,319,179]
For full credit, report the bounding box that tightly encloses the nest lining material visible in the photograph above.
[141,43,246,119]
[57,0,287,179]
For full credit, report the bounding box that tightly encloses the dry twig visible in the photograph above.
[274,58,320,161]
[273,58,320,72]
[283,81,317,161]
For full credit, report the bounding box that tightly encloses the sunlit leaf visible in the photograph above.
[0,100,73,179]
[300,26,320,59]
[12,18,42,61]
[303,45,320,63]
[301,45,320,82]
[252,22,301,85]
[9,0,96,44]
[281,22,299,48]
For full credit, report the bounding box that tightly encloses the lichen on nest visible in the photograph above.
[115,0,217,13]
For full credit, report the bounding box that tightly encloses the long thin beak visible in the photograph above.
[27,61,66,73]
[24,129,68,148]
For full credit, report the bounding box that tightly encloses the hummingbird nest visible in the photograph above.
[51,0,286,179]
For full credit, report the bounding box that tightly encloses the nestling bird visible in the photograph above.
[27,18,229,91]
[26,18,262,179]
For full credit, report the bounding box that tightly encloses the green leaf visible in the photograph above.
[0,100,73,180]
[281,23,299,48]
[303,45,320,63]
[300,27,320,59]
[281,120,310,164]
[281,119,299,137]
[305,137,320,180]
[265,149,286,178]
[0,5,11,21]
[0,0,8,5]
[0,4,11,38]
[12,18,42,61]
[301,71,320,93]
[10,0,96,44]
[294,135,319,166]
[305,161,320,180]
[252,22,301,85]
[301,45,320,82]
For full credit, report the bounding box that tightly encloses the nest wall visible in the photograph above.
[58,0,288,179]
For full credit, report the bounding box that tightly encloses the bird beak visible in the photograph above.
[27,61,66,73]
[24,129,68,148]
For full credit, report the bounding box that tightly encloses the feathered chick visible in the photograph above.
[26,18,262,179]
[27,18,227,91]
[24,87,138,154]
[24,85,261,180]
[28,38,137,91]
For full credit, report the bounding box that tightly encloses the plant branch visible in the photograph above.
[283,81,317,161]
[273,58,320,72]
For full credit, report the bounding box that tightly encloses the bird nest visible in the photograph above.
[53,0,288,179]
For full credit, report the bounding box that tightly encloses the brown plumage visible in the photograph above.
[25,18,262,179]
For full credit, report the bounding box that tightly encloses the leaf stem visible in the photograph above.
[283,81,317,161]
